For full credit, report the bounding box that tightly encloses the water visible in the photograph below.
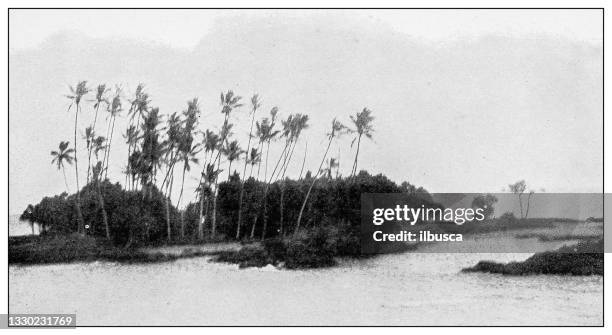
[9,250,602,325]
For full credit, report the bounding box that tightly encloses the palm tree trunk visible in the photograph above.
[295,136,334,235]
[177,162,188,240]
[87,104,101,185]
[351,135,362,176]
[212,157,221,237]
[236,114,256,239]
[73,104,85,234]
[104,116,117,180]
[62,167,70,193]
[298,142,308,180]
[96,178,110,240]
[260,140,291,240]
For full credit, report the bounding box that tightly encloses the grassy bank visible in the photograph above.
[8,234,221,265]
[462,239,603,276]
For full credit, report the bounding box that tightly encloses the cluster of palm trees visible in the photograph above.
[50,81,375,242]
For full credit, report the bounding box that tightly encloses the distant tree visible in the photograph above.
[20,204,35,234]
[508,180,527,218]
[508,180,535,219]
[471,194,498,220]
[349,108,374,177]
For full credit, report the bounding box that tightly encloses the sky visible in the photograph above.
[8,9,603,213]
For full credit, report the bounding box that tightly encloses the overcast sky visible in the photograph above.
[8,9,603,213]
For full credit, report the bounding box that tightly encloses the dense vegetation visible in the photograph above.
[462,239,603,276]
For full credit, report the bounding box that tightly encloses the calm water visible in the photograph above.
[9,247,603,326]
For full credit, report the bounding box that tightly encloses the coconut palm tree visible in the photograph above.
[349,108,374,176]
[123,125,140,190]
[90,134,110,240]
[87,84,108,184]
[197,130,220,239]
[84,126,96,184]
[51,141,75,193]
[247,148,261,178]
[236,94,261,239]
[211,90,242,237]
[176,142,200,239]
[250,108,279,239]
[125,84,150,189]
[160,111,183,242]
[295,118,347,235]
[196,163,222,239]
[274,114,309,237]
[102,87,123,180]
[222,140,244,180]
[65,81,89,234]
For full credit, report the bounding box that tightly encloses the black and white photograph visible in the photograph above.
[4,5,607,328]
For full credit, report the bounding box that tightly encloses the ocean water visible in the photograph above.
[9,248,602,326]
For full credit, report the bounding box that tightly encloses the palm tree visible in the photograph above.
[222,140,244,179]
[295,118,347,235]
[236,94,260,239]
[51,141,75,193]
[125,84,150,189]
[87,84,108,184]
[91,135,110,240]
[250,108,279,239]
[247,148,261,178]
[102,87,123,180]
[196,163,222,239]
[197,130,220,239]
[275,114,309,237]
[84,126,96,184]
[65,81,89,234]
[176,142,200,239]
[349,108,374,176]
[123,125,140,190]
[161,111,183,242]
[211,90,242,237]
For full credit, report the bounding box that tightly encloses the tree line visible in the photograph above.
[22,81,431,245]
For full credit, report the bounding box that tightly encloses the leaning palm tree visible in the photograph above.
[197,129,220,239]
[160,111,183,242]
[295,118,347,235]
[65,81,89,234]
[236,94,261,239]
[91,146,110,241]
[102,87,123,180]
[349,108,374,176]
[211,90,242,237]
[86,84,108,184]
[250,108,279,239]
[176,142,200,239]
[51,141,75,193]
